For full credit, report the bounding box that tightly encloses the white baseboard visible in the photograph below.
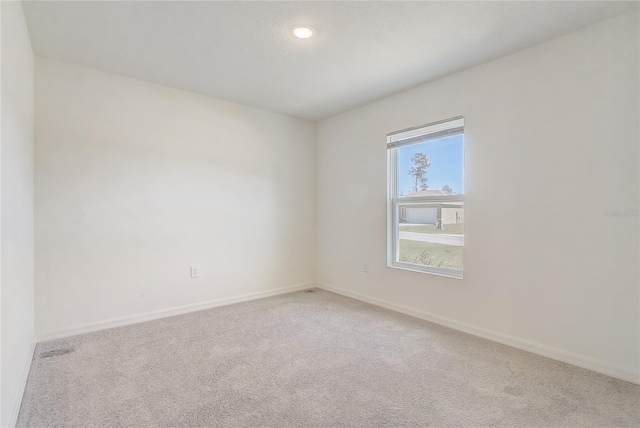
[7,339,37,428]
[317,283,640,385]
[36,283,313,343]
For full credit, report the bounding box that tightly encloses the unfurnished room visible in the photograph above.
[1,1,639,427]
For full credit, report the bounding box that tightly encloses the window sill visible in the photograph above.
[387,262,463,280]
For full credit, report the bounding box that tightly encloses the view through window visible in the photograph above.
[387,117,464,278]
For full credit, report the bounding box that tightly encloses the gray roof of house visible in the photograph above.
[405,190,457,197]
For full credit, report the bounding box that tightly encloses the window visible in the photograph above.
[387,116,464,279]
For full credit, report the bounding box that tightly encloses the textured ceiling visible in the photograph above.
[22,1,638,120]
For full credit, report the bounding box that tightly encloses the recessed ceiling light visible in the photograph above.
[292,26,315,39]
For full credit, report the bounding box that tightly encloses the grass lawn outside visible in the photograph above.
[399,223,464,235]
[398,239,463,270]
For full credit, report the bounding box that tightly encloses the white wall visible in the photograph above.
[35,58,315,337]
[1,1,35,425]
[317,12,639,382]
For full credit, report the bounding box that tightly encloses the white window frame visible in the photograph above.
[386,116,464,279]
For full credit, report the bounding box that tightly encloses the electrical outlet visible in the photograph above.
[363,262,369,273]
[190,265,199,278]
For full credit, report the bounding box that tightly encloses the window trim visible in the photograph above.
[386,117,464,279]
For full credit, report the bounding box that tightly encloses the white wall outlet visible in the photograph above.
[190,265,199,278]
[363,262,369,273]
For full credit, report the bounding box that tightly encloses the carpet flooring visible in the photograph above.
[17,289,640,427]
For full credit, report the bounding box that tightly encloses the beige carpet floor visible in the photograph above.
[17,288,640,427]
